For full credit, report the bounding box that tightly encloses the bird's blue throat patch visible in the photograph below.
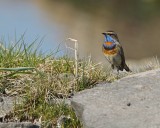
[103,35,116,50]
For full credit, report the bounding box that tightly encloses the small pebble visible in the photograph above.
[127,103,131,106]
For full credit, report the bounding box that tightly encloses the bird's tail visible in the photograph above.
[124,63,131,72]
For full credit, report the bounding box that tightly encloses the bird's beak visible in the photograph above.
[102,32,106,35]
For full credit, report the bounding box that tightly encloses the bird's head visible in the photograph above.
[102,31,119,42]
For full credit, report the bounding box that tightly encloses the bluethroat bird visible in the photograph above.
[102,31,131,74]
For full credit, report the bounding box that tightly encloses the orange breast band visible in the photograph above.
[103,47,118,55]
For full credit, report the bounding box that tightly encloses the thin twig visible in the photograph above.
[66,38,79,78]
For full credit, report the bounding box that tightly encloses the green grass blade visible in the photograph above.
[0,67,35,71]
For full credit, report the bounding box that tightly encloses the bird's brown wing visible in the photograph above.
[118,45,131,72]
[117,44,125,67]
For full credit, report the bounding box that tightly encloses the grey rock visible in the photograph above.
[0,122,39,128]
[0,96,21,118]
[71,69,160,128]
[0,97,15,118]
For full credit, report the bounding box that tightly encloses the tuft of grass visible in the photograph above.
[0,33,46,68]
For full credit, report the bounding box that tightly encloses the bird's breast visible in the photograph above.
[103,47,122,66]
[102,46,118,55]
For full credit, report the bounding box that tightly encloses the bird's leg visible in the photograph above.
[111,64,114,69]
[117,69,119,79]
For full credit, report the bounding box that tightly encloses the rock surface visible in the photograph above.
[0,122,39,128]
[0,96,18,118]
[71,69,160,128]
